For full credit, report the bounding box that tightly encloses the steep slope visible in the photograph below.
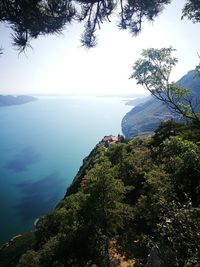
[0,123,200,267]
[122,70,200,137]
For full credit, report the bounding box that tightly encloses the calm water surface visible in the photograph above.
[0,96,131,245]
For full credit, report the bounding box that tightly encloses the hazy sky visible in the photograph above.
[1,0,200,95]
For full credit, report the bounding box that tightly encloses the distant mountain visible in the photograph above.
[122,70,200,138]
[126,96,151,106]
[178,70,200,95]
[125,95,150,106]
[0,95,37,107]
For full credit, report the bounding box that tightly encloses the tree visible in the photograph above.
[17,250,40,267]
[155,203,200,267]
[150,120,185,147]
[19,159,132,267]
[130,47,200,125]
[182,0,200,23]
[162,136,200,206]
[81,160,132,266]
[0,0,200,51]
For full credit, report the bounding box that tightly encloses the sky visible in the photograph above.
[0,0,200,96]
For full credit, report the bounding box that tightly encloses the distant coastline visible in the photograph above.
[0,95,37,107]
[125,95,150,106]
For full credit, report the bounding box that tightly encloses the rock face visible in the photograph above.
[0,95,37,106]
[122,70,200,138]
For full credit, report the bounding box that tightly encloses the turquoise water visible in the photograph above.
[0,96,131,245]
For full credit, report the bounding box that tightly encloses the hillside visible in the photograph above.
[0,95,37,107]
[0,122,199,267]
[0,70,199,266]
[122,70,200,138]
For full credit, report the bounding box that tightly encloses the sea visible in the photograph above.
[0,95,132,245]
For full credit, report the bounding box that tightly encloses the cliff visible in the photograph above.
[0,125,199,266]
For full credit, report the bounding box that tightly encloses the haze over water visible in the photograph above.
[0,95,131,245]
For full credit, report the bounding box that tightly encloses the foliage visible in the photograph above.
[131,47,200,125]
[80,160,133,265]
[157,203,200,267]
[17,250,40,267]
[3,119,197,267]
[150,119,185,147]
[161,136,200,205]
[182,0,200,23]
[17,156,132,266]
[65,144,107,196]
[0,233,35,267]
[122,69,200,138]
[1,1,200,50]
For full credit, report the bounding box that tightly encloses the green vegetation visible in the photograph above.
[131,48,200,125]
[0,1,200,50]
[1,65,199,265]
[122,69,200,138]
[0,118,197,266]
[0,232,35,267]
[123,48,200,138]
[1,44,199,265]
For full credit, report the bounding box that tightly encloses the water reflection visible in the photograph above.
[15,172,64,222]
[5,147,40,172]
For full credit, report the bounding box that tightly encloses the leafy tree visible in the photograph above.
[81,160,132,266]
[131,47,200,125]
[13,116,200,267]
[1,0,200,50]
[182,0,200,23]
[17,250,40,267]
[156,203,200,267]
[150,120,185,147]
[35,191,90,265]
[161,136,200,205]
[17,158,132,267]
